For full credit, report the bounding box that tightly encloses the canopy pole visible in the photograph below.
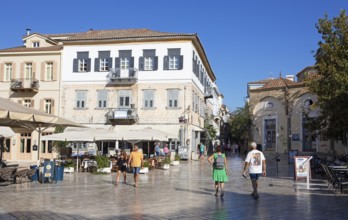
[37,124,42,161]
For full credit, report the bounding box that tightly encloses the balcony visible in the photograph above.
[106,68,138,85]
[10,78,39,93]
[105,107,137,125]
[204,87,213,99]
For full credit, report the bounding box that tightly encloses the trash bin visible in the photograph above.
[54,166,64,181]
[30,165,39,181]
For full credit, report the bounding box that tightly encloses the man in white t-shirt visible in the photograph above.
[243,142,266,199]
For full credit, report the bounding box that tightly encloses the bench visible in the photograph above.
[14,169,30,183]
[0,167,17,183]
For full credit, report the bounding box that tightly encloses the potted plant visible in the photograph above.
[64,160,75,173]
[140,160,149,174]
[171,153,180,166]
[96,156,112,173]
[162,156,171,169]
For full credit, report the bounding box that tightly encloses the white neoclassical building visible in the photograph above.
[0,28,224,161]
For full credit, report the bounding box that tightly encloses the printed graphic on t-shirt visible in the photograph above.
[251,153,261,166]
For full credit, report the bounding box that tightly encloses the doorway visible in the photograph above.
[264,119,276,150]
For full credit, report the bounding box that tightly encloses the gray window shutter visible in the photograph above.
[163,56,169,70]
[168,49,180,56]
[98,51,110,58]
[143,49,155,57]
[153,56,158,70]
[108,58,113,69]
[179,55,184,70]
[86,59,91,72]
[115,58,120,68]
[73,59,78,72]
[139,57,144,71]
[130,57,134,68]
[119,50,132,57]
[94,58,100,72]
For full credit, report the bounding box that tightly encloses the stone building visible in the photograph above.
[247,67,345,154]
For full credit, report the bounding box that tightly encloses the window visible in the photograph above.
[44,99,53,114]
[167,89,179,108]
[97,90,108,108]
[5,139,10,152]
[304,99,313,107]
[143,90,154,108]
[265,101,275,110]
[32,42,40,47]
[139,49,158,71]
[46,62,53,80]
[118,90,131,108]
[73,52,91,72]
[23,99,31,107]
[5,63,12,81]
[120,57,130,69]
[25,63,33,79]
[76,91,87,109]
[95,51,111,72]
[164,49,183,70]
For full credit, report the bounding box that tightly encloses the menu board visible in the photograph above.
[294,156,311,180]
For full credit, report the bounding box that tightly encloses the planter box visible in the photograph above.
[161,164,170,170]
[139,167,149,174]
[171,161,180,166]
[64,167,74,173]
[97,167,111,173]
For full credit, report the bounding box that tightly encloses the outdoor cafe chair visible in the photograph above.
[327,166,348,195]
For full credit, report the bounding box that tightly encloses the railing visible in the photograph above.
[105,107,137,123]
[106,68,138,84]
[10,78,39,92]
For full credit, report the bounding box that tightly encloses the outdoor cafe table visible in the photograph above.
[328,165,347,169]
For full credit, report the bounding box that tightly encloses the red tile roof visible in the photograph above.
[0,45,63,53]
[249,77,304,91]
[60,28,196,41]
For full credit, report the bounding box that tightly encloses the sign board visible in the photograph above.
[113,110,128,118]
[292,134,300,141]
[294,156,311,180]
[288,150,298,164]
[32,145,38,151]
[43,161,53,178]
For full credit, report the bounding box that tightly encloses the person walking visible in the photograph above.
[128,145,143,187]
[116,151,128,185]
[199,143,205,160]
[242,142,266,199]
[207,146,228,197]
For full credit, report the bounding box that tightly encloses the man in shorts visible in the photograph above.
[243,142,266,199]
[128,145,143,187]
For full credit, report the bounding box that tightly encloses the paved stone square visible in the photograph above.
[0,153,347,220]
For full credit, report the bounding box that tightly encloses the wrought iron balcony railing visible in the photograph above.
[106,68,138,84]
[105,107,137,124]
[10,78,39,92]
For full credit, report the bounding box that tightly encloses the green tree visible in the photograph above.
[52,125,67,153]
[306,10,348,148]
[229,102,252,147]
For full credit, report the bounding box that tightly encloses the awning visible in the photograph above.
[0,126,15,138]
[112,124,180,139]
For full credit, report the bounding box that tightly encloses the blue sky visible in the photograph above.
[0,0,346,111]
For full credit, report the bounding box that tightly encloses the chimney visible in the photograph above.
[26,28,31,36]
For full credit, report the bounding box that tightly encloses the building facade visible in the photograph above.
[0,28,223,161]
[0,31,62,161]
[247,67,345,154]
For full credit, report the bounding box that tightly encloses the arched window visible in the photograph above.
[265,101,275,110]
[304,99,313,107]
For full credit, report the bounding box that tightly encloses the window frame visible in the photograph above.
[5,63,12,81]
[143,90,155,109]
[75,91,87,109]
[167,89,179,109]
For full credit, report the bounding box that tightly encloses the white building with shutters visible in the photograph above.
[0,28,225,161]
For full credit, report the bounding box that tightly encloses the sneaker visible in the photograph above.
[253,193,259,199]
[251,192,255,197]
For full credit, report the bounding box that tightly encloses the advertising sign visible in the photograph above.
[294,156,311,180]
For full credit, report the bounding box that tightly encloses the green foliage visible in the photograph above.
[229,102,253,144]
[163,156,171,164]
[306,10,348,146]
[174,153,181,161]
[204,124,217,140]
[64,160,75,168]
[95,155,110,168]
[52,125,67,153]
[143,160,150,167]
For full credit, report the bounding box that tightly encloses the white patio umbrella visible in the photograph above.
[0,97,85,160]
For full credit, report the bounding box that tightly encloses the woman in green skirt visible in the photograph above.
[207,145,228,197]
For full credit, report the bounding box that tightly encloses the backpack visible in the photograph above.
[214,153,225,170]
